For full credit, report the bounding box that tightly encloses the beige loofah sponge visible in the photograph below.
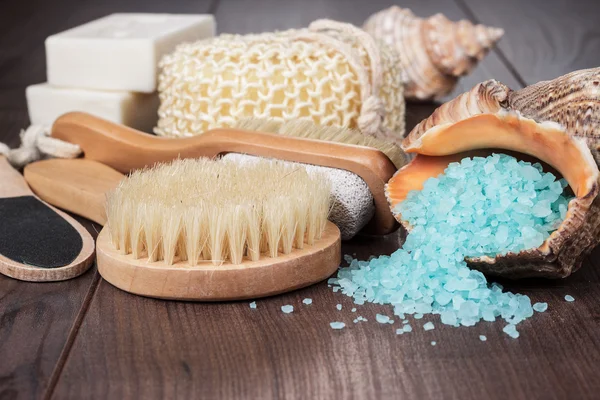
[156,20,405,143]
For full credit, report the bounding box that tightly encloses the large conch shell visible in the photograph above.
[363,6,504,101]
[386,68,600,278]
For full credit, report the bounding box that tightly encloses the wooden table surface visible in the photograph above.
[1,0,599,399]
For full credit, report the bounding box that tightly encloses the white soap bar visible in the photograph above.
[46,13,215,92]
[26,83,160,133]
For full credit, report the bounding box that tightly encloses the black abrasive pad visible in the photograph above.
[0,196,82,268]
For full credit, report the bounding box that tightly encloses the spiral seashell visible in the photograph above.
[388,68,600,278]
[508,68,600,160]
[363,6,504,101]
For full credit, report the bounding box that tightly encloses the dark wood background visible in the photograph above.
[1,0,599,399]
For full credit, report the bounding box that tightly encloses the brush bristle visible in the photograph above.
[234,118,408,169]
[106,158,331,266]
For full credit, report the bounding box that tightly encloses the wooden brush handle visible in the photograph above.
[24,159,124,225]
[52,112,398,234]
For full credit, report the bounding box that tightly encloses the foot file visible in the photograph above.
[0,156,94,281]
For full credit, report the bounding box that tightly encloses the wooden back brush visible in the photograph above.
[45,112,401,237]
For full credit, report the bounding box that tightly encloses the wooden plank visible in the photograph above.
[52,234,600,399]
[458,0,600,85]
[0,267,99,400]
[0,111,28,148]
[0,273,99,400]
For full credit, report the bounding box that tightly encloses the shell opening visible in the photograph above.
[398,112,598,201]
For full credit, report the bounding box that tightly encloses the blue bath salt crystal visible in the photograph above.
[330,322,345,330]
[423,322,435,331]
[396,329,404,335]
[479,335,487,341]
[336,304,342,310]
[281,305,294,314]
[503,324,520,338]
[533,302,548,312]
[351,308,357,312]
[249,301,257,309]
[303,298,313,305]
[403,324,412,333]
[331,154,572,336]
[376,314,393,324]
[564,295,575,302]
[431,341,437,346]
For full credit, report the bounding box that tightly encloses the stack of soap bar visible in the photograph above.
[27,13,215,131]
[26,84,160,132]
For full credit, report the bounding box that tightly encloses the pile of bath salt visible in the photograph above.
[330,154,572,337]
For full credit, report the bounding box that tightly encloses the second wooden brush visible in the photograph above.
[27,157,341,300]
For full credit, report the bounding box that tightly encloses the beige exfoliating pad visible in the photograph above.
[156,19,405,143]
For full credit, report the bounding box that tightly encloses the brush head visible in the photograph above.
[106,157,331,266]
[222,153,375,240]
[234,118,408,169]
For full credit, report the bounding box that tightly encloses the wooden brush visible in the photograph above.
[95,157,340,300]
[49,112,402,238]
[0,156,94,281]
